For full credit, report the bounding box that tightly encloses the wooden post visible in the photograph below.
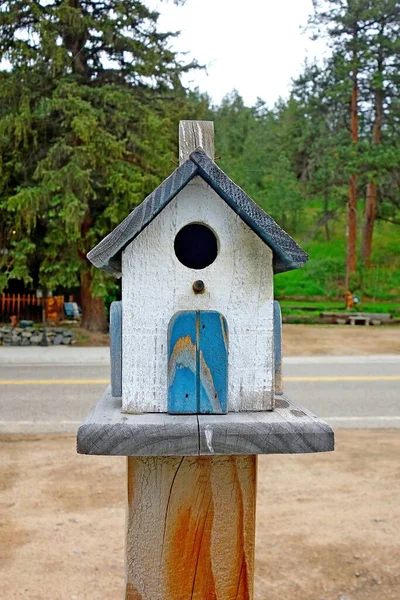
[125,456,256,600]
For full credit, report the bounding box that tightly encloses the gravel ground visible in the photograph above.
[282,324,400,356]
[1,431,399,599]
[47,323,400,355]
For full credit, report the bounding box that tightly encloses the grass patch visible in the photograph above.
[275,217,400,303]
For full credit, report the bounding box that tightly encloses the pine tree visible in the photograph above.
[309,0,370,296]
[309,0,400,288]
[0,0,197,330]
[360,0,400,263]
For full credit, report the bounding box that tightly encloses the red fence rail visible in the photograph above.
[0,293,65,323]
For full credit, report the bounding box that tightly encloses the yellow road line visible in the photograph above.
[285,376,400,382]
[0,376,399,385]
[0,379,110,385]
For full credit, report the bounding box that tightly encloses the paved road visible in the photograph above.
[0,352,399,432]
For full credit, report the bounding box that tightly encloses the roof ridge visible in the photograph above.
[189,149,308,274]
[87,150,308,276]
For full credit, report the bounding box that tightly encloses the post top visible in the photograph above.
[179,120,214,164]
[77,387,334,457]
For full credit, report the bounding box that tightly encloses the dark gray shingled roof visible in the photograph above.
[87,149,308,276]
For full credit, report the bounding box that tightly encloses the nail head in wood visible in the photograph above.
[193,279,205,294]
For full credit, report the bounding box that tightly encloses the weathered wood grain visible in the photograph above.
[77,387,334,456]
[179,120,214,164]
[274,300,283,395]
[168,311,228,414]
[77,389,199,456]
[125,454,256,600]
[198,394,334,455]
[110,301,122,397]
[168,311,198,413]
[199,311,228,414]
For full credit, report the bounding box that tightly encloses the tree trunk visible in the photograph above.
[345,38,359,294]
[80,270,107,332]
[361,53,384,265]
[347,173,357,276]
[361,181,377,265]
[324,188,330,241]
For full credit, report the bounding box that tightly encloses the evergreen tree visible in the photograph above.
[214,92,304,232]
[308,0,400,291]
[0,0,197,330]
[309,0,368,292]
[359,0,400,263]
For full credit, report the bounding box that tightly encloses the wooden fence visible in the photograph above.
[0,293,65,323]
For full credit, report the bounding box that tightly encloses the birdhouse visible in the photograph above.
[87,121,308,416]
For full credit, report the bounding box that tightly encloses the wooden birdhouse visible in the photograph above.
[88,121,308,416]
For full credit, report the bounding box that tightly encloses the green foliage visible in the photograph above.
[0,0,199,303]
[0,0,399,317]
[275,220,400,301]
[307,0,400,233]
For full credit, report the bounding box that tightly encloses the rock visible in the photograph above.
[54,327,65,334]
[30,334,43,345]
[21,331,32,338]
[63,330,73,337]
[62,336,72,345]
[21,339,31,346]
[53,335,63,345]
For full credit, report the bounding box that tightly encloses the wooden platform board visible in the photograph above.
[77,387,334,457]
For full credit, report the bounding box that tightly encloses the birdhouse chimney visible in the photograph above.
[179,120,214,164]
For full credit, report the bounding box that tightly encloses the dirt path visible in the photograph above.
[1,432,399,599]
[70,324,400,356]
[282,324,400,356]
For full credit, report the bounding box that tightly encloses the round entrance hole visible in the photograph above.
[174,223,218,270]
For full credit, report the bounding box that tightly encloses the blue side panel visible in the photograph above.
[110,301,122,398]
[198,312,228,414]
[273,300,283,393]
[168,311,197,413]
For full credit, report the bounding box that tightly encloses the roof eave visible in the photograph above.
[87,159,198,276]
[189,149,308,274]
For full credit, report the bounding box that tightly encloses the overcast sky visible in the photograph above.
[148,0,329,107]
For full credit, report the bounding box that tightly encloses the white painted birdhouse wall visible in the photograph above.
[121,176,274,414]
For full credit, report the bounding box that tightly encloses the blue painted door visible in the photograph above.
[168,311,228,414]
